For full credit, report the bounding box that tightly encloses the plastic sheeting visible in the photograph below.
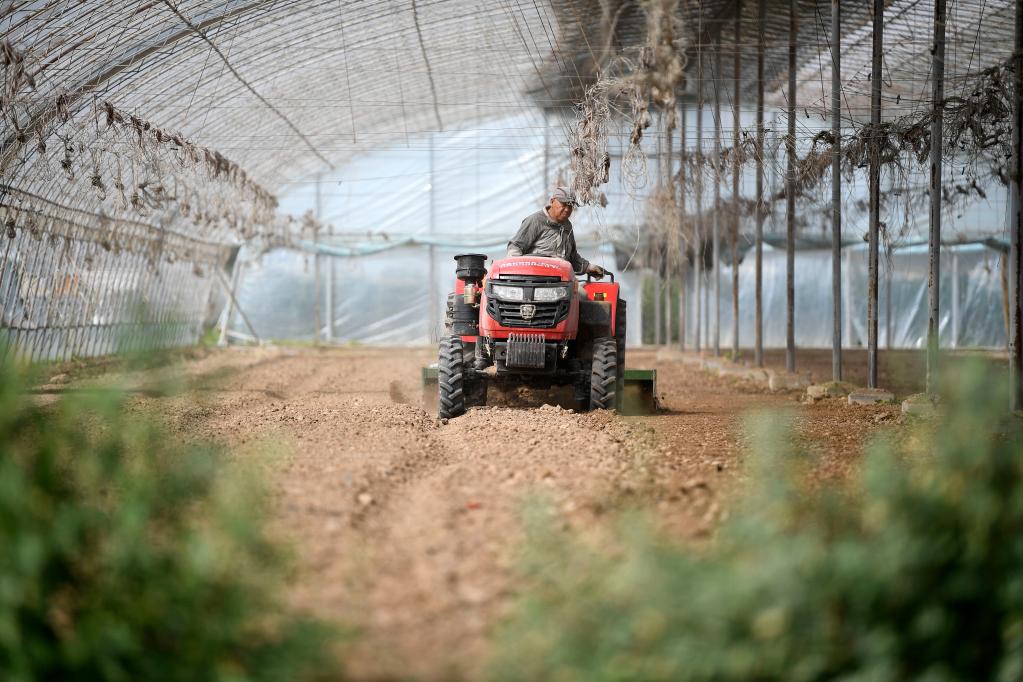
[683,243,1007,351]
[229,244,643,347]
[238,109,1015,352]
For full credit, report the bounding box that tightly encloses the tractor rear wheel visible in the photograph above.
[589,337,618,411]
[615,299,627,407]
[438,335,467,419]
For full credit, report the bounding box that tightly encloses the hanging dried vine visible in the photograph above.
[570,0,686,206]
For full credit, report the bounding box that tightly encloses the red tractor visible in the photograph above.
[436,253,634,418]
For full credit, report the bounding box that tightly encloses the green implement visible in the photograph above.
[421,366,657,415]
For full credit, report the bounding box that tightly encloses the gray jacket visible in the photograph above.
[506,209,589,273]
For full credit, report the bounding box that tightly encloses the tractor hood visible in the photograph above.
[488,256,574,281]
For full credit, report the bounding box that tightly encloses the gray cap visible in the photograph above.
[550,186,577,206]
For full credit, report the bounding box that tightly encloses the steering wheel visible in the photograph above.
[584,270,615,283]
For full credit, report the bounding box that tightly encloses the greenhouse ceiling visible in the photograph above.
[3,1,1016,200]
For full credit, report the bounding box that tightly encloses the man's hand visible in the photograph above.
[586,264,606,278]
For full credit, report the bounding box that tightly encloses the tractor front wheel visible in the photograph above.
[438,335,486,418]
[589,337,618,411]
[438,335,467,419]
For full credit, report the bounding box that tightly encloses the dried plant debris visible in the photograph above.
[570,0,686,206]
[0,38,288,263]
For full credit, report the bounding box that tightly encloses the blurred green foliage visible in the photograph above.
[0,365,336,681]
[493,362,1023,681]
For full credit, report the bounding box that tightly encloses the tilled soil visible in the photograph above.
[69,345,906,680]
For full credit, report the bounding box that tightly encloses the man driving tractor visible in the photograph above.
[432,185,656,417]
[506,186,607,279]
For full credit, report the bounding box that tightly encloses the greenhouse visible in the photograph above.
[2,1,1022,680]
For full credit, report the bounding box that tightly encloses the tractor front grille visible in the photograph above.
[487,298,568,328]
[492,274,563,285]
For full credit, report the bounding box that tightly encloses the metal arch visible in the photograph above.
[1,0,272,171]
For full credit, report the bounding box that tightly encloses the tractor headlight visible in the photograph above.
[534,286,569,302]
[491,284,524,301]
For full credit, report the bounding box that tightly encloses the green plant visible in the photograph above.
[0,364,337,681]
[493,361,1023,681]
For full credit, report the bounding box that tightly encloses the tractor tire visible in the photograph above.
[438,335,467,419]
[589,337,618,411]
[615,299,627,408]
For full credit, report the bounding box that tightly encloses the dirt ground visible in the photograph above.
[43,344,913,680]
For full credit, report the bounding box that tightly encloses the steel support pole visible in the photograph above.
[831,0,843,381]
[927,0,946,394]
[326,212,335,342]
[543,108,550,193]
[313,173,322,346]
[867,0,884,389]
[655,126,663,346]
[326,260,335,342]
[429,134,438,343]
[218,260,241,346]
[885,262,893,349]
[951,250,960,349]
[843,246,853,347]
[731,0,742,360]
[713,37,722,357]
[666,113,674,346]
[785,0,797,373]
[654,257,663,345]
[216,268,260,343]
[679,101,688,351]
[695,37,704,354]
[665,265,672,344]
[754,0,765,367]
[1010,0,1023,410]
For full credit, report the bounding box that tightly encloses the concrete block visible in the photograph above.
[901,393,938,418]
[717,365,764,382]
[767,370,812,391]
[806,380,856,401]
[743,369,770,383]
[848,388,895,405]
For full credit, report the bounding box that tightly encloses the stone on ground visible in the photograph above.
[806,380,856,401]
[901,392,938,417]
[848,388,896,405]
[767,369,812,391]
[718,365,769,384]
